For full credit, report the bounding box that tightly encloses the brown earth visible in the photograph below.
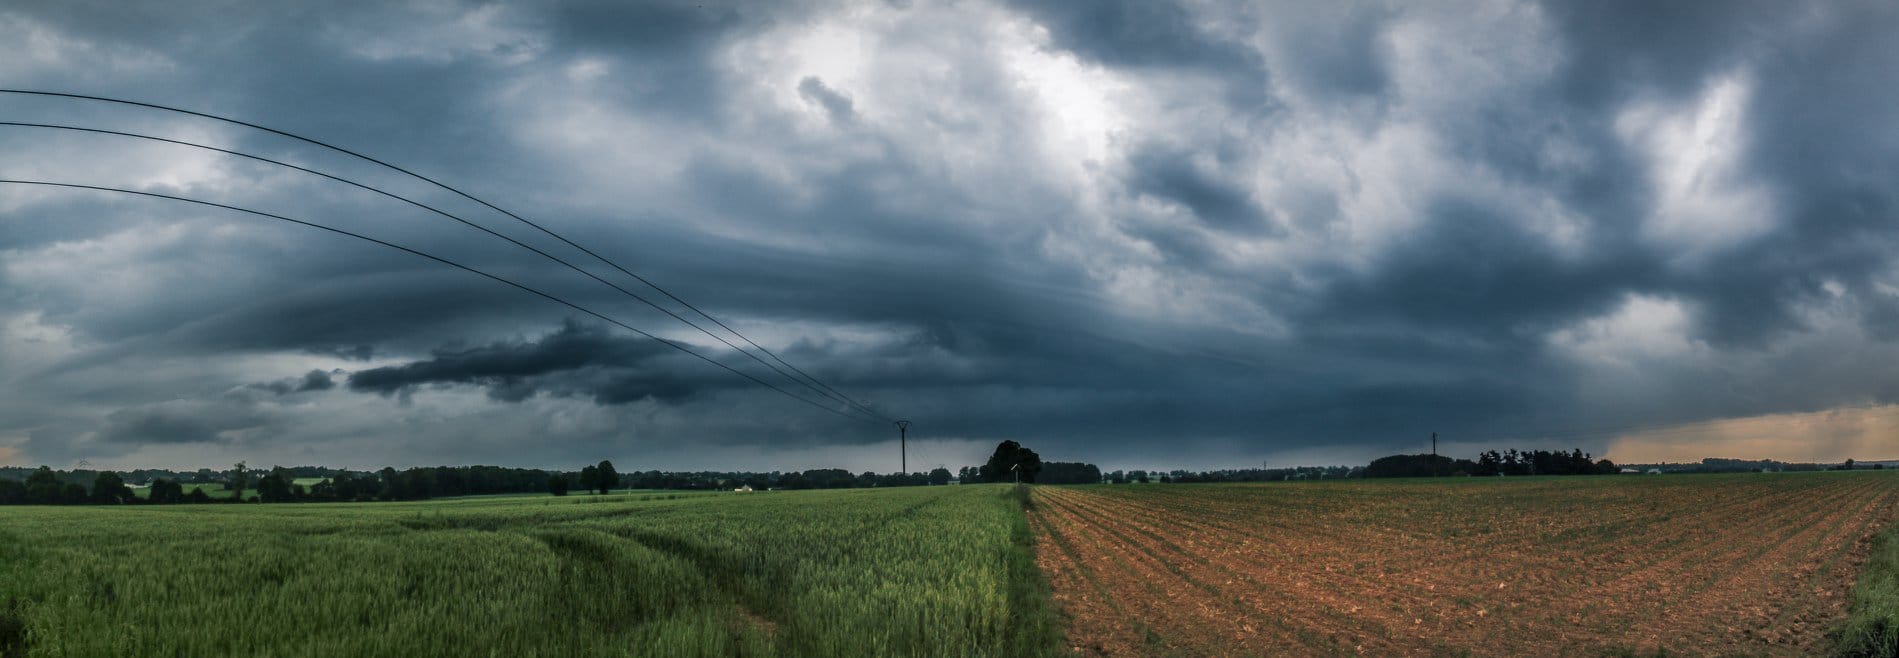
[1030,472,1899,656]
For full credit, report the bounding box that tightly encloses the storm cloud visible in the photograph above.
[5,0,1899,472]
[347,321,703,404]
[96,399,272,445]
[250,369,337,396]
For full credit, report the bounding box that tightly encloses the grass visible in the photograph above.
[0,484,1062,657]
[1002,484,1062,654]
[0,600,24,658]
[1837,519,1899,657]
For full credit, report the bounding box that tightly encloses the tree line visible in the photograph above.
[20,440,1825,506]
[0,459,980,505]
[0,467,123,505]
[588,468,951,491]
[0,462,580,505]
[0,439,1077,505]
[1362,449,1619,478]
[1156,466,1361,482]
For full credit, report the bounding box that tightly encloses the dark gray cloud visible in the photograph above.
[1299,197,1652,342]
[1003,0,1237,68]
[96,400,270,445]
[4,0,1899,471]
[1125,143,1276,235]
[1002,0,1271,106]
[299,370,336,392]
[1264,5,1393,102]
[1542,0,1804,104]
[347,320,699,404]
[250,369,337,396]
[798,77,857,125]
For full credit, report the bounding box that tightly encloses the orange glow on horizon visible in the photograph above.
[1604,405,1899,464]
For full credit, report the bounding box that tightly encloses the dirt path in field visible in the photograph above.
[1030,475,1899,656]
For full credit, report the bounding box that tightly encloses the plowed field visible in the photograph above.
[1031,472,1899,656]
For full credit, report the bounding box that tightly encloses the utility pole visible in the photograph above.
[1431,432,1438,477]
[895,420,911,474]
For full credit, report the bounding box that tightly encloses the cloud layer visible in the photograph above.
[5,0,1899,471]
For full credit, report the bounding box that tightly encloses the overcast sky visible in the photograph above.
[4,0,1899,473]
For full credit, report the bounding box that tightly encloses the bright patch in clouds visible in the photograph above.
[1550,294,1701,367]
[1618,72,1776,262]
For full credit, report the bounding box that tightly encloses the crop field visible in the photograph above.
[7,473,1895,657]
[1031,472,1899,656]
[0,485,1059,657]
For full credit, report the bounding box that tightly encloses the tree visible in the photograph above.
[148,479,184,504]
[796,469,855,489]
[91,471,132,504]
[980,441,1017,483]
[1474,451,1502,476]
[0,479,25,504]
[1366,454,1464,478]
[548,475,570,496]
[319,472,369,501]
[1038,462,1102,485]
[257,467,295,503]
[230,461,249,500]
[979,441,1043,484]
[579,465,600,494]
[928,467,952,486]
[376,467,399,500]
[594,460,618,495]
[25,466,63,504]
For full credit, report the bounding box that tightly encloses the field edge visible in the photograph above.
[1006,484,1067,658]
[1835,514,1899,657]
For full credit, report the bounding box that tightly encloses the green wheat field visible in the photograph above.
[0,485,1059,657]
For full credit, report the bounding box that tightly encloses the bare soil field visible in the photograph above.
[1031,472,1899,656]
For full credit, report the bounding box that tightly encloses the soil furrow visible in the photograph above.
[1033,474,1899,656]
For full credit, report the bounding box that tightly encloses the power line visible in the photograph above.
[0,120,879,419]
[0,179,881,423]
[0,89,894,423]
